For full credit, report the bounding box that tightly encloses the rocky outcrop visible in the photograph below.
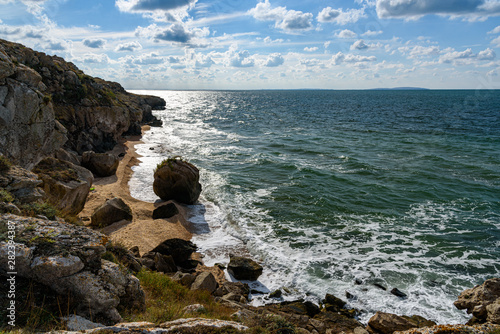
[394,323,500,334]
[150,238,197,266]
[33,157,93,215]
[90,197,133,228]
[454,278,500,324]
[0,214,145,324]
[227,254,263,281]
[153,158,202,204]
[82,151,119,177]
[0,164,44,203]
[0,38,165,168]
[367,312,436,334]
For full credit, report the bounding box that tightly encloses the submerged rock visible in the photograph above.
[227,254,263,281]
[153,158,202,204]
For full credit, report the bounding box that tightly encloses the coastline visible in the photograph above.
[78,125,192,255]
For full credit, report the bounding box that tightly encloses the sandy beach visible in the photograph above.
[78,126,192,256]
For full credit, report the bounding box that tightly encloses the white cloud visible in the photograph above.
[304,47,319,52]
[227,49,255,68]
[351,39,369,50]
[488,25,500,34]
[376,0,500,20]
[123,52,165,65]
[79,53,110,64]
[318,7,366,25]
[439,47,496,63]
[194,54,214,68]
[492,35,500,47]
[264,53,285,67]
[362,30,383,36]
[263,36,284,43]
[83,38,106,48]
[115,41,142,52]
[398,45,441,58]
[332,51,377,65]
[135,23,209,45]
[477,48,496,60]
[115,0,197,12]
[249,0,313,32]
[335,29,357,38]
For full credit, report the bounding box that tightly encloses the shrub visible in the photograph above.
[0,189,14,203]
[155,156,184,173]
[20,202,59,220]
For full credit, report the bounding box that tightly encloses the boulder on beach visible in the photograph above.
[150,238,197,265]
[454,278,500,324]
[153,158,201,204]
[227,254,263,281]
[90,197,132,227]
[82,151,119,177]
[152,202,179,219]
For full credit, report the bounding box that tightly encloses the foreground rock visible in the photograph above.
[367,312,436,334]
[0,214,145,324]
[34,157,93,215]
[0,164,44,203]
[454,277,500,324]
[153,158,202,204]
[82,151,119,177]
[152,202,179,219]
[227,254,263,281]
[90,197,133,227]
[150,238,197,266]
[394,323,500,334]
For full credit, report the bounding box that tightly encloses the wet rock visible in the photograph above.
[323,293,347,312]
[391,288,408,298]
[150,238,197,265]
[82,151,119,177]
[152,202,179,219]
[90,197,132,228]
[270,289,283,299]
[227,254,263,281]
[153,158,202,204]
[191,271,218,293]
[454,278,500,324]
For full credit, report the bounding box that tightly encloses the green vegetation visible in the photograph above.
[0,155,12,172]
[155,156,184,173]
[33,157,79,183]
[0,189,14,203]
[19,202,59,220]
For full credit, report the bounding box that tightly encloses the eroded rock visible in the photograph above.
[153,159,202,204]
[82,151,119,177]
[454,278,500,324]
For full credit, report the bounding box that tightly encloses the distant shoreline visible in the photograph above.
[127,88,500,92]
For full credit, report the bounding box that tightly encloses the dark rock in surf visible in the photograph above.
[391,288,408,298]
[227,254,263,281]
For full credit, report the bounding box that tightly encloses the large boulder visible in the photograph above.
[34,157,93,215]
[91,197,133,228]
[82,151,119,177]
[150,238,197,265]
[455,278,500,324]
[0,214,145,324]
[152,202,179,219]
[153,158,202,204]
[367,312,436,334]
[227,254,263,281]
[191,271,218,294]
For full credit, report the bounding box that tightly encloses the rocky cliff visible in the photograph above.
[0,38,165,169]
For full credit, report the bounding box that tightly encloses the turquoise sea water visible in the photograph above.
[129,90,500,324]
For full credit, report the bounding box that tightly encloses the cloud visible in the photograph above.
[332,51,377,65]
[83,38,106,48]
[477,48,496,60]
[136,23,209,45]
[351,39,369,50]
[492,35,500,47]
[263,36,284,43]
[115,41,142,52]
[488,25,500,34]
[154,23,192,42]
[228,49,255,68]
[304,47,319,52]
[195,54,214,68]
[264,53,285,67]
[317,7,366,25]
[335,29,357,38]
[376,0,500,20]
[116,0,196,12]
[398,45,441,58]
[439,47,496,63]
[362,30,383,36]
[249,0,313,32]
[79,53,110,64]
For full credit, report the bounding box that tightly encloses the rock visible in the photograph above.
[159,318,248,332]
[1,165,44,203]
[323,293,347,312]
[81,151,119,177]
[172,271,196,288]
[55,148,81,166]
[391,288,408,298]
[153,158,202,204]
[90,197,132,228]
[270,289,283,299]
[314,311,364,334]
[34,157,93,215]
[214,281,250,301]
[0,214,145,324]
[154,253,177,273]
[394,323,500,334]
[0,202,21,214]
[182,304,206,315]
[191,271,218,293]
[62,314,105,331]
[367,312,435,334]
[454,278,500,324]
[227,254,263,281]
[150,238,197,265]
[152,202,179,219]
[15,63,42,88]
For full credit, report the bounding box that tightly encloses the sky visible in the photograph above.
[1,0,500,90]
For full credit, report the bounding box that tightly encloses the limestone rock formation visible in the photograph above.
[153,158,202,204]
[0,214,145,324]
[0,164,44,203]
[454,278,500,324]
[82,151,119,177]
[227,254,263,281]
[34,157,93,215]
[91,197,133,227]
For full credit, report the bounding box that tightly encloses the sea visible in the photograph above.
[128,89,500,325]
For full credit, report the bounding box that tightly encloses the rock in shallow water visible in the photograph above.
[227,254,263,281]
[153,159,201,204]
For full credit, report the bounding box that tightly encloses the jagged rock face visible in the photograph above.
[454,278,500,324]
[34,157,93,215]
[0,38,165,164]
[0,43,67,169]
[0,214,145,324]
[82,151,119,177]
[0,165,45,203]
[153,159,202,204]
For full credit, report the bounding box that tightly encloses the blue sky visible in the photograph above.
[1,0,500,90]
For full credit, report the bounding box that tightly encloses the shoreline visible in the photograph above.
[79,125,192,256]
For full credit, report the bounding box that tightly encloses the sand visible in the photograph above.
[79,126,192,256]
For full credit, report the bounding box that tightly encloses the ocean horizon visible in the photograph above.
[128,89,500,325]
